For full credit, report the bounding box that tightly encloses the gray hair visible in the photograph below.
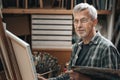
[73,3,97,20]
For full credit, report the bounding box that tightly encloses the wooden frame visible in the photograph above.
[6,30,38,80]
[0,16,38,80]
[0,16,21,80]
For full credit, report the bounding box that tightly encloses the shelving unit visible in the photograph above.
[2,9,73,14]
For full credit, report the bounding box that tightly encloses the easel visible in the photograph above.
[0,12,22,80]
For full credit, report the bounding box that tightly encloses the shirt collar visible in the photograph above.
[90,31,101,45]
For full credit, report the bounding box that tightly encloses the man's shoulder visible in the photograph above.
[98,35,115,48]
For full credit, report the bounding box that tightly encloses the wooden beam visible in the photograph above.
[2,9,111,15]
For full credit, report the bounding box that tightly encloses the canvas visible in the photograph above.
[6,30,38,80]
[0,15,38,80]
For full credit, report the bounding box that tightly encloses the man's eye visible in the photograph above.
[74,20,78,23]
[81,18,88,23]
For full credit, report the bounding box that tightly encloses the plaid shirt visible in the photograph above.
[49,32,120,80]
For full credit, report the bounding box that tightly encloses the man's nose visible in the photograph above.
[76,21,82,27]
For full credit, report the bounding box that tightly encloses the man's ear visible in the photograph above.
[93,19,98,27]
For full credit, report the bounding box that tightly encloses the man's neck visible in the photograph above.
[82,31,96,44]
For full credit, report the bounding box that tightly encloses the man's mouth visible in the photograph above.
[77,29,84,32]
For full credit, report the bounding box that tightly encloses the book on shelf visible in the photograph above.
[71,0,74,9]
[108,0,113,10]
[92,0,98,9]
[74,0,113,10]
[66,0,71,9]
[19,0,25,8]
[52,0,60,8]
[40,0,43,8]
[104,0,108,10]
[74,0,84,5]
[84,0,87,3]
[86,0,93,5]
[117,0,120,11]
[28,0,39,8]
[63,0,68,9]
[2,0,17,8]
[99,0,106,10]
[60,0,74,9]
[0,0,3,8]
[61,0,65,8]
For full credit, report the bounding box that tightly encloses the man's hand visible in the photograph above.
[37,74,48,80]
[66,70,91,80]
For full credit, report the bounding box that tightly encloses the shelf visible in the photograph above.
[97,10,111,15]
[1,9,73,15]
[2,8,111,15]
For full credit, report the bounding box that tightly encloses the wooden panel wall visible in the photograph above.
[31,14,73,49]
